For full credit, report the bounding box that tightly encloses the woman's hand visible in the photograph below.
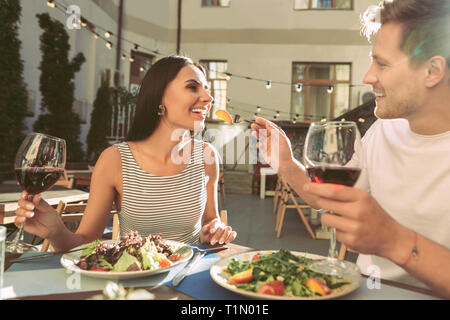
[14,191,65,240]
[200,218,237,245]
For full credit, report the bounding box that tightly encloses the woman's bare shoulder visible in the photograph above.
[93,145,122,178]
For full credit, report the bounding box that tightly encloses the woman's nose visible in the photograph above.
[201,89,214,104]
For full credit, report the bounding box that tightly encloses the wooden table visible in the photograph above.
[260,167,277,199]
[3,243,442,300]
[0,185,89,224]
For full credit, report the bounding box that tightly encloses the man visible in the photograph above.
[252,0,450,298]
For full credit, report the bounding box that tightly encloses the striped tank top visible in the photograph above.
[115,140,207,243]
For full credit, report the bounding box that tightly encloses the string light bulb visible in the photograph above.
[47,0,55,8]
[358,118,366,123]
[292,118,297,124]
[266,81,272,89]
[80,18,87,28]
[129,57,134,63]
[121,54,126,60]
[327,85,334,94]
[276,110,280,117]
[105,31,112,38]
[93,32,99,39]
[134,44,139,51]
[139,66,145,72]
[105,41,112,50]
[256,106,261,112]
[295,83,303,93]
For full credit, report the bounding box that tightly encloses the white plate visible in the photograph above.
[61,240,193,280]
[210,250,362,300]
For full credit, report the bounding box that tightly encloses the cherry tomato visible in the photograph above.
[257,280,285,296]
[91,268,110,272]
[159,258,172,268]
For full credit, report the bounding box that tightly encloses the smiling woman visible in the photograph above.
[14,55,237,253]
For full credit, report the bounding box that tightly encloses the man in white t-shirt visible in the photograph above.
[252,0,450,298]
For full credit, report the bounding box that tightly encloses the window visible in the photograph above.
[200,60,229,121]
[129,51,155,95]
[202,0,230,7]
[291,62,351,120]
[294,0,352,10]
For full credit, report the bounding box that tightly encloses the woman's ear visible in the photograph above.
[425,56,447,88]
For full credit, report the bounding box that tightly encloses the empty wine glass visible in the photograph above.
[303,121,362,277]
[6,133,66,253]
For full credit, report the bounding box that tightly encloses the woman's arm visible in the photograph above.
[15,146,121,252]
[199,142,236,245]
[60,146,122,250]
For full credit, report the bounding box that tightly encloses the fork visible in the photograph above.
[172,245,228,286]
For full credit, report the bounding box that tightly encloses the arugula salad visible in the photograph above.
[75,231,185,272]
[225,249,351,297]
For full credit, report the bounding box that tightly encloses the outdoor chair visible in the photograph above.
[40,200,118,251]
[275,180,315,240]
[53,170,74,189]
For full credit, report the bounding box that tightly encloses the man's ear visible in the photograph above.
[424,56,447,88]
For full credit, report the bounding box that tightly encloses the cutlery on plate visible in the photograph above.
[9,247,83,263]
[172,246,228,287]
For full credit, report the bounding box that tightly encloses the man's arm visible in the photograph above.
[305,182,450,299]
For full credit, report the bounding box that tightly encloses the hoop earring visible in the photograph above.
[157,104,166,116]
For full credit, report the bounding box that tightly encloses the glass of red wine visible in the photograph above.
[304,121,362,277]
[6,132,66,253]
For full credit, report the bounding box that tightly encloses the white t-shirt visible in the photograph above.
[355,119,450,289]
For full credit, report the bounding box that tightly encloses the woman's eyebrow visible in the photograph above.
[185,79,210,90]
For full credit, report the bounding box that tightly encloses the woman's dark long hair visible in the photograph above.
[126,55,205,141]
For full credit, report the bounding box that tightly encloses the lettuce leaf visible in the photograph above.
[112,251,141,272]
[80,239,101,258]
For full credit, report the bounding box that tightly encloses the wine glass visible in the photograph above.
[303,121,362,277]
[6,133,66,253]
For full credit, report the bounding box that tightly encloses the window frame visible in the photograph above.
[129,50,155,94]
[200,59,229,123]
[293,0,353,11]
[201,0,231,8]
[291,62,352,121]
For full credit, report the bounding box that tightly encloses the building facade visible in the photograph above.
[18,0,379,168]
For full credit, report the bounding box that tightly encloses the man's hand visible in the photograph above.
[304,182,408,262]
[250,117,295,174]
[200,218,237,245]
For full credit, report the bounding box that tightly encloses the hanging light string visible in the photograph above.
[48,0,371,91]
[225,98,323,122]
[47,0,368,123]
[47,0,161,59]
[208,68,369,91]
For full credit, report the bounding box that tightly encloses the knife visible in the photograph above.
[172,246,228,287]
[9,247,83,263]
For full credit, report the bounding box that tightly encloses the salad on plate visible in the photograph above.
[75,231,185,272]
[222,249,358,298]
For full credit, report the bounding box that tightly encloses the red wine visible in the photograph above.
[15,168,64,194]
[306,167,361,187]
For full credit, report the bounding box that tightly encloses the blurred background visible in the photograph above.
[0,0,379,252]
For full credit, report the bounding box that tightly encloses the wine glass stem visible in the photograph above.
[328,227,338,259]
[10,194,33,246]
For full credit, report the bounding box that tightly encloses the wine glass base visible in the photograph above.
[308,258,360,278]
[5,241,39,254]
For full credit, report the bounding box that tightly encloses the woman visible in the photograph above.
[15,55,236,251]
